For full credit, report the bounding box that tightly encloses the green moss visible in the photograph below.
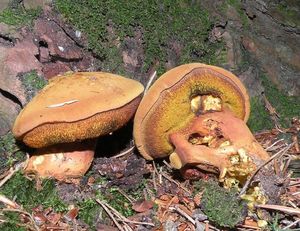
[0,172,67,230]
[220,0,249,27]
[247,96,273,132]
[276,3,300,27]
[0,212,26,231]
[248,74,300,132]
[194,180,247,228]
[127,178,149,200]
[77,187,137,230]
[100,187,135,217]
[0,132,26,173]
[77,175,148,229]
[269,213,293,231]
[0,5,41,27]
[0,172,67,212]
[55,0,219,76]
[18,71,48,102]
[77,198,101,230]
[261,74,300,128]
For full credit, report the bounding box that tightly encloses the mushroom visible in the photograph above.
[13,72,144,180]
[134,63,269,186]
[24,140,95,180]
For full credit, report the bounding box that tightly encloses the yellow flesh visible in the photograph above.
[141,71,246,159]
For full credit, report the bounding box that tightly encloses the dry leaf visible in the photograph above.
[132,200,154,213]
[64,207,79,221]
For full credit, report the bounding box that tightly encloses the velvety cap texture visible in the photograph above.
[13,72,144,148]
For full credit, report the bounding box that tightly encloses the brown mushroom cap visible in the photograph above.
[134,63,250,160]
[25,141,95,180]
[13,72,144,148]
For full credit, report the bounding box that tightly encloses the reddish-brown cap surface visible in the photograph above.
[13,72,144,148]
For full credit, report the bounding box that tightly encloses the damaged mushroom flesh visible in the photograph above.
[13,72,144,180]
[169,109,269,188]
[134,63,269,187]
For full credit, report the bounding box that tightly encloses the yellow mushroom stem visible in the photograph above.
[168,109,269,185]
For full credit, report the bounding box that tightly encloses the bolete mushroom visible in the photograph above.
[13,72,144,180]
[134,63,269,187]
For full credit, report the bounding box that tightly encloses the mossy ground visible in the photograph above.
[220,0,250,27]
[0,132,26,175]
[0,171,146,230]
[78,176,147,229]
[261,75,300,128]
[194,180,247,228]
[248,74,300,132]
[248,96,274,132]
[55,0,222,76]
[18,71,48,101]
[0,172,67,230]
[0,4,41,27]
[275,1,300,27]
[0,172,67,211]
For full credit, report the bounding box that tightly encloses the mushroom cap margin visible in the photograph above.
[133,63,250,160]
[13,72,144,148]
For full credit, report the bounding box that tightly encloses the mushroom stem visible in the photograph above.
[25,139,97,181]
[169,132,232,174]
[168,109,269,184]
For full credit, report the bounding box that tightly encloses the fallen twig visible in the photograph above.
[1,208,39,231]
[0,160,27,188]
[161,196,179,218]
[237,224,260,230]
[289,179,300,187]
[152,161,162,184]
[287,200,298,209]
[99,200,154,228]
[239,142,294,197]
[282,156,292,175]
[96,199,125,231]
[266,138,285,151]
[113,146,135,159]
[151,162,158,192]
[282,218,300,230]
[170,205,195,225]
[116,188,135,203]
[160,172,190,194]
[255,204,300,216]
[163,160,173,170]
[117,218,154,227]
[0,194,19,208]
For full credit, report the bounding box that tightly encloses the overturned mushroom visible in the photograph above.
[13,72,144,180]
[134,63,269,186]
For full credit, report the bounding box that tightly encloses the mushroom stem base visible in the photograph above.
[25,139,96,181]
[168,110,269,186]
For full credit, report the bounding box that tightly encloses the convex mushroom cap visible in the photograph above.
[134,63,250,160]
[13,72,144,148]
